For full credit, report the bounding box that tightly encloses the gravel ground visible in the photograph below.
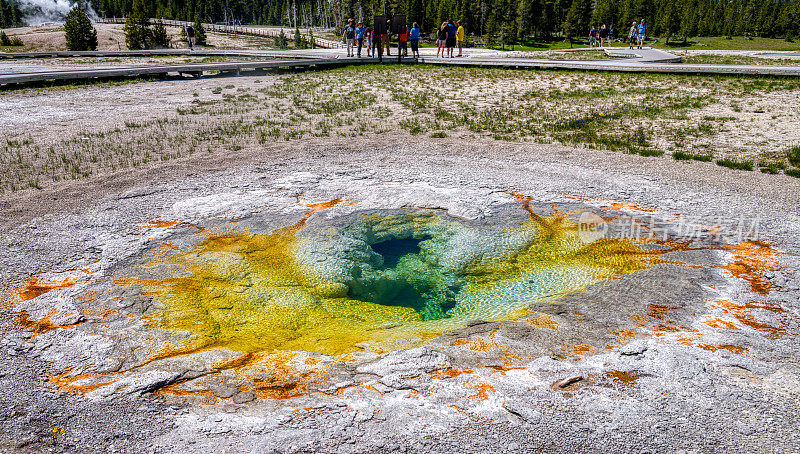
[1,61,799,452]
[1,135,799,452]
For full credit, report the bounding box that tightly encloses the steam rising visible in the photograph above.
[19,0,98,26]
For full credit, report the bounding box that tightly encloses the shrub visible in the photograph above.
[785,168,800,178]
[275,29,287,49]
[0,31,21,46]
[193,20,207,45]
[151,20,170,48]
[787,146,800,167]
[64,6,98,51]
[715,158,754,171]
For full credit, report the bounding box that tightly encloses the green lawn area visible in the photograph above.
[652,36,800,51]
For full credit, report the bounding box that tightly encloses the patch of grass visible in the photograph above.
[654,36,799,51]
[758,161,787,174]
[673,151,713,161]
[682,54,800,66]
[787,146,800,167]
[785,168,800,178]
[632,148,665,157]
[716,158,754,171]
[5,64,800,193]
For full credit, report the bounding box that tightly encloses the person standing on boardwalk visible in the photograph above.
[589,25,597,47]
[366,25,373,57]
[446,19,456,58]
[398,24,408,58]
[373,26,383,61]
[456,21,465,57]
[343,19,356,57]
[355,21,366,57]
[637,20,647,49]
[409,22,421,59]
[628,22,637,49]
[599,24,608,47]
[383,20,391,56]
[436,22,447,58]
[186,24,195,49]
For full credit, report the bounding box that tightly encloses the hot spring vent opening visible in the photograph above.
[346,235,458,321]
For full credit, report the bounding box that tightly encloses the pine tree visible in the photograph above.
[64,6,98,51]
[151,19,170,47]
[294,25,307,48]
[276,28,288,48]
[124,0,151,50]
[193,19,207,45]
[563,0,591,46]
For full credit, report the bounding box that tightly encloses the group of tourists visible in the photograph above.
[588,20,647,49]
[435,19,465,58]
[628,20,647,49]
[588,24,615,48]
[342,18,465,59]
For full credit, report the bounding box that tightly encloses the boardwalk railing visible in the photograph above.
[97,18,344,49]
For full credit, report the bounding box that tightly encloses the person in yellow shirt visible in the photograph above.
[456,21,465,57]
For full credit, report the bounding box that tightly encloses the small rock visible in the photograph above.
[211,385,237,399]
[620,341,649,356]
[555,375,583,389]
[232,391,256,404]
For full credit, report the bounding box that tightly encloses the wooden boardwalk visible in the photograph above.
[3,47,800,87]
[0,58,345,86]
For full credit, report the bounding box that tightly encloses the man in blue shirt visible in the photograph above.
[446,19,456,58]
[637,20,647,49]
[355,22,366,57]
[409,22,420,59]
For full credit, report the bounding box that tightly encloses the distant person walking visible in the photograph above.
[186,24,195,49]
[628,22,637,49]
[637,20,647,49]
[409,22,420,59]
[589,25,597,47]
[355,21,366,57]
[446,19,456,58]
[456,20,465,57]
[343,18,356,57]
[599,24,608,47]
[436,22,447,58]
[608,24,615,46]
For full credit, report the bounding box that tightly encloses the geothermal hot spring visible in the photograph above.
[5,189,777,404]
[121,207,653,358]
